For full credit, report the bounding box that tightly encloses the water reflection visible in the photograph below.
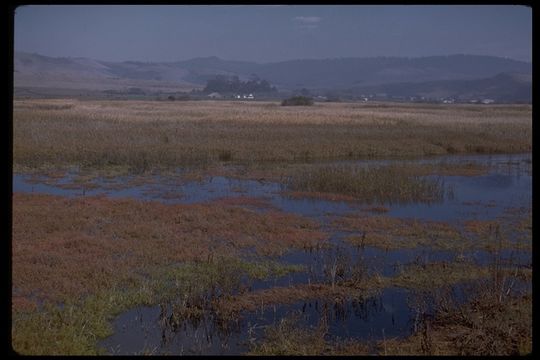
[13,153,532,223]
[99,287,412,355]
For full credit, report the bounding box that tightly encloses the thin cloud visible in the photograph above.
[293,16,322,24]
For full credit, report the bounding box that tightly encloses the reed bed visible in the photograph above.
[13,99,531,173]
[379,281,531,355]
[249,256,531,356]
[285,164,445,204]
[247,314,371,355]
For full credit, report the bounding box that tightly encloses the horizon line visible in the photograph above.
[14,50,531,65]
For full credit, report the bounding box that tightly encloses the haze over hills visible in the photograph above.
[347,72,532,103]
[14,52,531,102]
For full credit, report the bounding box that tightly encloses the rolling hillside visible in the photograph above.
[14,52,531,101]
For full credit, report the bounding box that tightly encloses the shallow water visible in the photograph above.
[13,153,531,223]
[13,153,532,354]
[98,287,413,355]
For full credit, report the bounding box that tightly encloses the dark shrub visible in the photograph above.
[281,96,314,106]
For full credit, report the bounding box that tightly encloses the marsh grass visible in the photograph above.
[12,192,327,303]
[11,193,325,354]
[12,256,303,355]
[12,284,155,355]
[390,261,491,290]
[247,311,374,356]
[13,99,531,173]
[246,251,531,356]
[377,230,532,356]
[338,208,531,252]
[248,313,330,355]
[12,192,531,354]
[213,278,384,321]
[285,164,445,204]
[380,282,531,355]
[139,160,489,190]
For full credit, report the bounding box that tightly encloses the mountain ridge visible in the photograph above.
[14,52,532,101]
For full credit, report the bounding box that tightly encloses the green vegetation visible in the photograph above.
[11,192,322,354]
[204,75,276,94]
[390,262,490,290]
[12,283,154,355]
[248,315,370,355]
[286,164,445,204]
[12,257,303,355]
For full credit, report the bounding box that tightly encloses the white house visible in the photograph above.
[208,92,223,99]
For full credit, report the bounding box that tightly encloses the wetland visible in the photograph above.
[12,99,532,355]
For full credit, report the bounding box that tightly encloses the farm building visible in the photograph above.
[208,92,223,99]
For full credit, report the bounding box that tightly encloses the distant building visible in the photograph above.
[481,99,495,104]
[208,92,223,99]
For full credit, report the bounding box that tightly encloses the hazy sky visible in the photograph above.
[14,5,532,63]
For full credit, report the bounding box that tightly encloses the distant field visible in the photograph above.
[13,99,531,173]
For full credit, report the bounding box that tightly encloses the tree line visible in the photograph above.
[203,75,277,94]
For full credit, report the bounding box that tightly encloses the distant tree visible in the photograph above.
[167,95,175,101]
[281,96,314,106]
[204,75,276,94]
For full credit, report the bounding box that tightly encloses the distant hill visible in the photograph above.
[14,52,531,101]
[347,72,532,103]
[252,55,531,89]
[14,52,196,93]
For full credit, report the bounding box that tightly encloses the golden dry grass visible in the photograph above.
[13,99,531,172]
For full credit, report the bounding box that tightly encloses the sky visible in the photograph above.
[14,5,532,63]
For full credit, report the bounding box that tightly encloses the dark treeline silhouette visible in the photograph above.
[204,75,277,94]
[281,96,314,106]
